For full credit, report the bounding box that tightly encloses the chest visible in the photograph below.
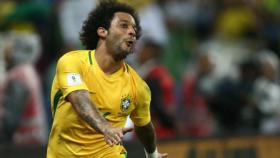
[84,68,136,118]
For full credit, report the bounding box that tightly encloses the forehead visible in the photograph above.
[111,12,136,25]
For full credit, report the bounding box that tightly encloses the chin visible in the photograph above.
[114,52,129,61]
[113,46,133,61]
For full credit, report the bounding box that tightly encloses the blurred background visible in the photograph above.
[0,0,280,157]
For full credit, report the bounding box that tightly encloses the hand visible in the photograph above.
[145,149,168,158]
[158,152,168,158]
[103,126,133,146]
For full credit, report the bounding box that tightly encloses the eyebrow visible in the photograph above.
[119,19,130,22]
[119,20,136,27]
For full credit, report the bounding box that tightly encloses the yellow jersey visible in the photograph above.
[47,50,151,158]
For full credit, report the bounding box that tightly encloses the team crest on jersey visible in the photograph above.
[120,95,132,112]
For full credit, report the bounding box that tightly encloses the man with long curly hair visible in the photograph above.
[46,1,167,157]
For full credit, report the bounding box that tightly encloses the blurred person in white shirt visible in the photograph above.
[254,50,280,134]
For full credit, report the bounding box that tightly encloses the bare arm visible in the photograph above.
[135,122,157,153]
[67,90,109,133]
[135,122,168,157]
[67,90,130,145]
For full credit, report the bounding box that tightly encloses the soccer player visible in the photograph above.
[46,1,168,158]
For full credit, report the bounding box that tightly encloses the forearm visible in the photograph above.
[135,122,157,153]
[67,90,110,133]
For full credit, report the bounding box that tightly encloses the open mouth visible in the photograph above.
[125,39,135,48]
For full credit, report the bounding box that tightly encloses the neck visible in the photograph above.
[95,44,123,75]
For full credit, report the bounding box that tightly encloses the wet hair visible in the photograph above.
[80,0,141,50]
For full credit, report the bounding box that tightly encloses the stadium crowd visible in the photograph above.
[0,0,280,146]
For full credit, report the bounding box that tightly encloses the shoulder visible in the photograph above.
[58,50,89,62]
[126,63,145,84]
[125,63,151,96]
[57,50,92,67]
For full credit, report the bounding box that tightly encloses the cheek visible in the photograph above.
[107,33,122,44]
[106,35,115,46]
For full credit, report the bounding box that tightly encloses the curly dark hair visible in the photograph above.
[80,0,141,50]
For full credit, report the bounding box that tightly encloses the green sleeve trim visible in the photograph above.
[125,63,129,72]
[88,51,93,65]
[53,89,63,117]
[103,112,111,118]
[121,151,127,158]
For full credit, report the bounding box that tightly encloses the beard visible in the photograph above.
[106,40,133,62]
[113,47,130,61]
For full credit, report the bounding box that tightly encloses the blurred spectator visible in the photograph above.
[254,50,280,134]
[0,32,47,145]
[120,0,168,45]
[199,0,261,80]
[215,1,260,38]
[0,0,61,75]
[0,34,7,128]
[58,0,97,49]
[160,0,200,81]
[137,1,168,45]
[137,39,177,139]
[262,0,280,15]
[180,50,216,137]
[0,1,16,23]
[0,34,6,85]
[198,35,258,81]
[259,12,280,57]
[209,58,262,135]
[121,0,169,68]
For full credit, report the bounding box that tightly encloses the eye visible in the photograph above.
[120,23,129,28]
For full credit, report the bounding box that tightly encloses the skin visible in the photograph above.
[68,12,168,157]
[135,123,168,157]
[95,12,137,74]
[67,90,133,146]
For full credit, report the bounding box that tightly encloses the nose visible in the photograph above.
[128,26,136,38]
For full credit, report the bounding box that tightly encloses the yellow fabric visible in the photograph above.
[47,50,151,157]
[216,7,257,37]
[117,0,151,11]
[0,1,16,19]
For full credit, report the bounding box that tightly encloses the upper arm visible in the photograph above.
[56,55,89,99]
[66,90,91,107]
[130,81,151,127]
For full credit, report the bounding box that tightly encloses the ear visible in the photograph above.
[97,27,108,38]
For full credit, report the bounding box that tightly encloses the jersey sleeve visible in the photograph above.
[56,54,89,98]
[130,80,151,127]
